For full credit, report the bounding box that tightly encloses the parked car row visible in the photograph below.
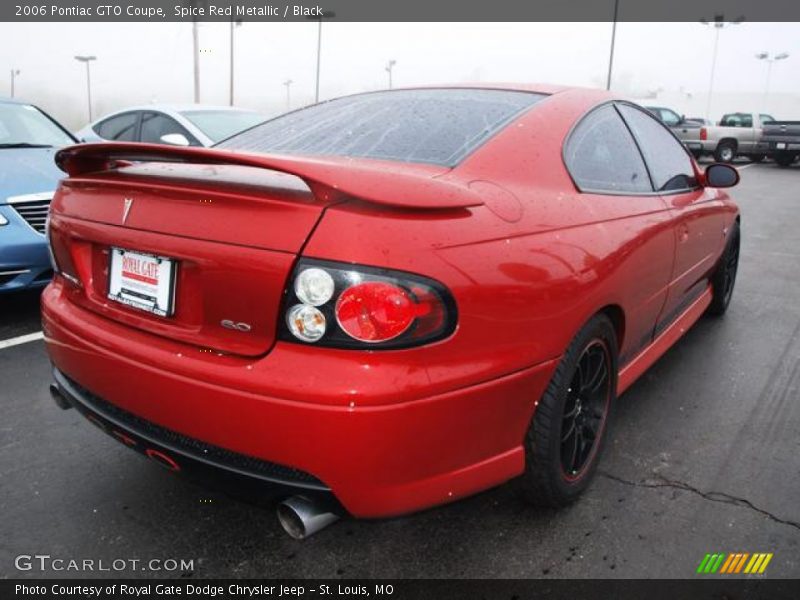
[638,103,798,166]
[1,98,266,295]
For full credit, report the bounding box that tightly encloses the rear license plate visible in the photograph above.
[108,247,177,317]
[776,142,787,149]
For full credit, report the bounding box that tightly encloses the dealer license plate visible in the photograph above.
[108,247,177,317]
[776,142,787,149]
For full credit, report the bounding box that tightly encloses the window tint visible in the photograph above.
[140,112,199,145]
[96,112,138,141]
[564,104,652,194]
[218,89,545,167]
[720,113,752,128]
[618,104,697,192]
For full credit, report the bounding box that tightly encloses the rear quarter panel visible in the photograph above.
[303,89,681,391]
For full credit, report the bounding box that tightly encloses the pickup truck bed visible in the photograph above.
[762,121,800,167]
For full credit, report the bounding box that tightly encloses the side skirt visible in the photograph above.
[617,285,712,395]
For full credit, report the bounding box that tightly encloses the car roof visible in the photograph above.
[100,104,259,114]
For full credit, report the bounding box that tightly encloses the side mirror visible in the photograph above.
[705,163,739,188]
[160,133,190,147]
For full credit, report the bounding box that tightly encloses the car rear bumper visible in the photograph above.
[769,141,800,151]
[42,280,557,518]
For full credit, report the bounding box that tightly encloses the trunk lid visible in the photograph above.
[49,144,480,358]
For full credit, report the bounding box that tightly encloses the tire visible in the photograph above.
[707,221,740,317]
[749,154,765,163]
[775,152,797,167]
[518,314,618,507]
[714,142,736,163]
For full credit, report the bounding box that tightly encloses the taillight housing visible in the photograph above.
[280,259,457,349]
[700,127,707,141]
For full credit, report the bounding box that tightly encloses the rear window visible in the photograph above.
[218,89,546,167]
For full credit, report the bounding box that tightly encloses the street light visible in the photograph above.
[755,51,789,113]
[283,79,293,111]
[229,18,242,106]
[10,69,20,98]
[308,11,335,104]
[385,60,396,89]
[74,55,97,122]
[700,14,743,121]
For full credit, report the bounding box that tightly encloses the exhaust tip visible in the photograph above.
[277,495,340,540]
[49,383,72,410]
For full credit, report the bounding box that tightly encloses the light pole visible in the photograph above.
[309,11,335,104]
[385,60,396,89]
[283,79,293,111]
[10,69,20,98]
[606,0,619,90]
[74,55,96,122]
[700,15,743,121]
[755,51,789,113]
[229,18,242,106]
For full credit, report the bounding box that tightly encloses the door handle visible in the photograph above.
[678,224,690,243]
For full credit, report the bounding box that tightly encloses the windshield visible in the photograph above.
[180,110,266,144]
[218,89,546,167]
[0,102,74,148]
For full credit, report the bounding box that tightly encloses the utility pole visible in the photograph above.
[192,20,201,103]
[74,56,96,122]
[309,11,335,103]
[385,60,396,89]
[606,0,619,90]
[10,69,20,98]
[229,18,242,106]
[283,79,293,110]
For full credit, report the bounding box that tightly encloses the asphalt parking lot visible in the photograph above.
[1,161,799,580]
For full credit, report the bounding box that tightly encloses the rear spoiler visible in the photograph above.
[55,143,483,211]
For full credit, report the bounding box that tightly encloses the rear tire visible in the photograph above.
[749,154,765,163]
[714,142,736,163]
[707,221,740,317]
[518,314,618,508]
[775,152,797,167]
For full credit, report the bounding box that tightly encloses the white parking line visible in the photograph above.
[737,163,757,170]
[0,331,44,350]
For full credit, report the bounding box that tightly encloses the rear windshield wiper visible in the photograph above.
[0,143,54,149]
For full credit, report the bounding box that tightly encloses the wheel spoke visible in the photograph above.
[561,419,576,443]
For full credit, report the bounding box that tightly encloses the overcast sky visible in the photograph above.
[2,21,799,129]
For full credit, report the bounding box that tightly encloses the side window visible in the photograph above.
[720,114,739,127]
[564,104,652,194]
[660,109,681,127]
[760,114,775,124]
[95,112,139,141]
[740,114,753,128]
[618,104,697,193]
[140,112,199,145]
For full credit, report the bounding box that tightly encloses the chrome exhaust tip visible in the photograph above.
[49,383,72,410]
[277,495,340,540]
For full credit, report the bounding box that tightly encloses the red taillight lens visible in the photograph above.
[281,260,457,349]
[335,282,415,342]
[700,127,707,141]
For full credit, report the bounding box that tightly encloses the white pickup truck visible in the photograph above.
[699,112,776,163]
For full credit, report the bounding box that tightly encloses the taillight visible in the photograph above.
[700,127,707,141]
[280,259,457,349]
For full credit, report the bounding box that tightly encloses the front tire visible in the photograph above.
[775,152,797,167]
[518,314,618,507]
[707,221,740,316]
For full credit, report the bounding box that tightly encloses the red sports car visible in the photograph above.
[43,85,741,539]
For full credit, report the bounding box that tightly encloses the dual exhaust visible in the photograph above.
[50,381,340,539]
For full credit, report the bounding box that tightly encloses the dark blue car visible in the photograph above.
[1,97,76,293]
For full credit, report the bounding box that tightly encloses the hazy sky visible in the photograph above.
[2,21,799,129]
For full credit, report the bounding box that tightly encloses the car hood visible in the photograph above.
[0,147,65,204]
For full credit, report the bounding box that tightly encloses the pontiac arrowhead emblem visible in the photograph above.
[122,197,133,224]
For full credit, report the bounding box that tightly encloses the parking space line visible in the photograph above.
[0,331,44,350]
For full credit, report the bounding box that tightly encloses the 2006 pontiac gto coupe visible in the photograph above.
[43,85,741,538]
